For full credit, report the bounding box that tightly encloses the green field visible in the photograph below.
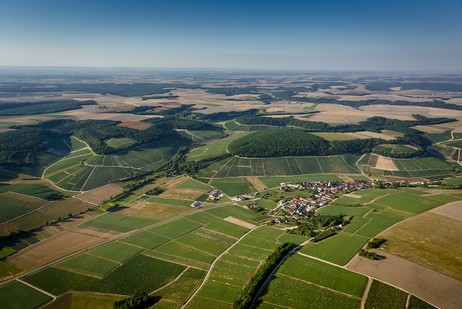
[45,136,188,191]
[155,268,206,307]
[25,255,185,296]
[106,137,136,149]
[299,233,368,265]
[260,276,360,309]
[189,226,285,306]
[0,281,52,309]
[0,182,64,199]
[198,155,361,178]
[147,196,193,206]
[79,212,154,233]
[55,254,120,277]
[355,212,403,238]
[0,192,48,223]
[358,154,453,179]
[187,131,252,161]
[311,132,359,141]
[210,178,256,195]
[87,241,143,263]
[258,174,341,188]
[179,129,225,143]
[365,280,408,309]
[373,143,418,155]
[278,254,367,297]
[373,190,445,214]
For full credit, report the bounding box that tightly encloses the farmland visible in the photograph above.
[186,131,252,161]
[358,153,454,179]
[2,71,462,309]
[299,233,369,266]
[0,281,51,309]
[198,155,362,178]
[364,280,408,309]
[380,210,462,281]
[44,136,187,191]
[0,192,48,223]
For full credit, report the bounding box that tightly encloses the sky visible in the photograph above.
[0,0,461,71]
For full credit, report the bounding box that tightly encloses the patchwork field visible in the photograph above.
[358,153,454,179]
[186,131,252,161]
[44,136,187,191]
[198,155,361,178]
[347,251,462,309]
[380,211,462,282]
[0,192,48,223]
[259,254,366,309]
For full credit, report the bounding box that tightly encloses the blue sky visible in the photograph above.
[0,0,461,71]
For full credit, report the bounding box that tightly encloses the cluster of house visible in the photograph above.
[190,189,225,208]
[277,181,372,217]
[208,189,224,201]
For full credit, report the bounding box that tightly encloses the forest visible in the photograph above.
[228,128,385,157]
[0,116,219,165]
[236,114,454,133]
[272,89,462,110]
[0,100,95,116]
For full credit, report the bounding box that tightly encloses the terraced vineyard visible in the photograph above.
[357,153,454,179]
[197,155,362,178]
[44,136,188,191]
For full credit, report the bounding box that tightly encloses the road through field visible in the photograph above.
[181,225,262,308]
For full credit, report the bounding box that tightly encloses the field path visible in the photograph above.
[181,225,262,308]
[17,278,56,300]
[360,277,373,309]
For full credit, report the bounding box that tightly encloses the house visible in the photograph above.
[191,201,203,208]
[208,190,224,201]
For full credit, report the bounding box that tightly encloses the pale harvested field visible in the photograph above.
[75,183,124,205]
[63,93,145,111]
[380,212,462,281]
[347,250,462,309]
[172,89,262,114]
[8,227,115,270]
[121,201,191,221]
[380,130,404,138]
[224,216,256,229]
[246,177,267,191]
[160,188,204,200]
[342,94,436,102]
[430,200,462,222]
[265,102,314,114]
[374,156,399,171]
[161,175,188,191]
[444,97,462,105]
[345,193,362,199]
[310,104,413,124]
[413,125,448,134]
[117,121,152,130]
[0,114,67,126]
[413,120,462,134]
[361,104,462,119]
[350,131,397,141]
[57,106,156,122]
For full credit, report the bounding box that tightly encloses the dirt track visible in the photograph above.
[347,251,462,309]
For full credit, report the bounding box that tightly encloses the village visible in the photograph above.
[272,181,372,218]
